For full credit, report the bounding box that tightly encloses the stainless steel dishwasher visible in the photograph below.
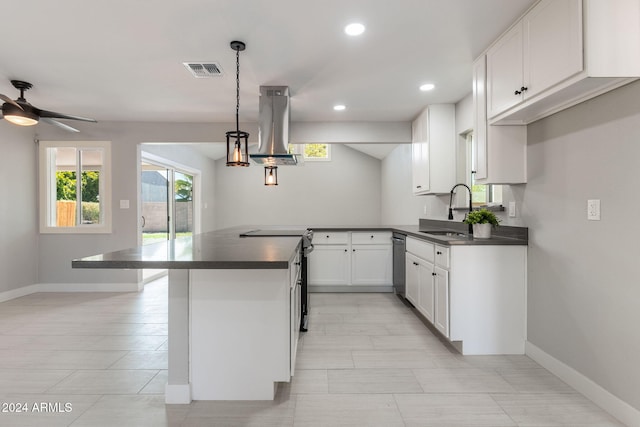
[391,233,406,297]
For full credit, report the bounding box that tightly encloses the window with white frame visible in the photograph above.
[39,141,112,233]
[467,133,502,206]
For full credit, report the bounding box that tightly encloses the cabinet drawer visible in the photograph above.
[406,237,434,263]
[313,232,349,245]
[434,245,450,269]
[351,231,392,245]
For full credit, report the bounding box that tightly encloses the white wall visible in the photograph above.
[0,125,38,295]
[214,144,382,228]
[34,121,238,286]
[524,80,640,411]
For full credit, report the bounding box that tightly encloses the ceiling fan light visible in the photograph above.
[2,104,38,126]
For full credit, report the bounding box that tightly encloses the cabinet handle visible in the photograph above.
[436,251,442,255]
[326,235,330,238]
[370,235,374,239]
[413,262,419,266]
[432,272,436,276]
[352,249,356,252]
[521,86,528,92]
[344,249,348,252]
[514,89,522,95]
[416,185,422,189]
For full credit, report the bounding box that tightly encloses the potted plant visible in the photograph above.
[463,208,500,239]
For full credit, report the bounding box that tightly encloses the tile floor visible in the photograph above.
[0,277,625,426]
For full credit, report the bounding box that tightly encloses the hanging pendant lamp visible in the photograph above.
[225,41,250,167]
[264,166,278,186]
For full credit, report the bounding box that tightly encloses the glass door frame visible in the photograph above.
[139,151,201,245]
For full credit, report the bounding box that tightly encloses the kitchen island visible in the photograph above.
[73,227,305,403]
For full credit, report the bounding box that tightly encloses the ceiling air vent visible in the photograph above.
[183,62,223,78]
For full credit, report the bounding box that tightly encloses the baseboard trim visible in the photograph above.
[525,341,640,427]
[309,285,393,293]
[165,384,191,404]
[0,282,143,302]
[0,284,41,303]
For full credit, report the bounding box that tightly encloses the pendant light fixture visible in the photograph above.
[264,166,278,186]
[225,41,250,167]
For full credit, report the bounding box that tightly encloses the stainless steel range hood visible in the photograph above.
[250,86,298,166]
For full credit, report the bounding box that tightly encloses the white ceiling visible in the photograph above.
[0,0,535,127]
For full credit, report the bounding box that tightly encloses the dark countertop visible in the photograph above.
[72,227,303,270]
[310,220,528,246]
[72,221,527,270]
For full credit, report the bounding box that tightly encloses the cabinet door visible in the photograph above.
[472,56,488,180]
[405,253,420,305]
[524,0,582,99]
[351,245,392,286]
[417,261,435,323]
[487,21,524,118]
[434,266,449,338]
[308,245,349,285]
[411,108,429,194]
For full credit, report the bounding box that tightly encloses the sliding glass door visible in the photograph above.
[141,161,194,245]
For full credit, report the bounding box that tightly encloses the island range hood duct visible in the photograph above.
[250,86,298,166]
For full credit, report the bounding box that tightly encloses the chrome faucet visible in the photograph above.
[448,183,473,233]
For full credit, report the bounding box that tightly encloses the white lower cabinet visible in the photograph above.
[406,240,446,335]
[309,231,392,288]
[308,244,349,285]
[405,253,420,305]
[433,266,449,337]
[406,236,526,355]
[351,244,392,285]
[417,261,435,324]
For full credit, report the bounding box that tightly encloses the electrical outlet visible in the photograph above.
[587,199,600,220]
[508,202,516,218]
[119,199,130,209]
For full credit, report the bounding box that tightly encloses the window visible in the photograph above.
[467,133,502,206]
[289,143,331,161]
[39,141,112,233]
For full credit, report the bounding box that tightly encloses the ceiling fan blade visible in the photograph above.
[0,94,23,110]
[41,117,80,132]
[37,108,96,123]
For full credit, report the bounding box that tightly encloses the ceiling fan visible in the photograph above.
[0,80,96,132]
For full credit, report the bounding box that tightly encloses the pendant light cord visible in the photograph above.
[235,47,240,134]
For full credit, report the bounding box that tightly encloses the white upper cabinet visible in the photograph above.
[487,0,640,124]
[411,104,456,195]
[473,55,528,184]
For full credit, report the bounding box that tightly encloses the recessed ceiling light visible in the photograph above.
[344,23,365,36]
[419,83,435,91]
[333,104,346,111]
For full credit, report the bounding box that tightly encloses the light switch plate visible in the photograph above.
[587,199,600,220]
[508,202,516,217]
[120,199,130,209]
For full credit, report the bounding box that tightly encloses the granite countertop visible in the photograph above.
[310,221,527,246]
[72,227,303,270]
[72,222,527,271]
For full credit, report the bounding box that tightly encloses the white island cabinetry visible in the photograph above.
[405,236,526,355]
